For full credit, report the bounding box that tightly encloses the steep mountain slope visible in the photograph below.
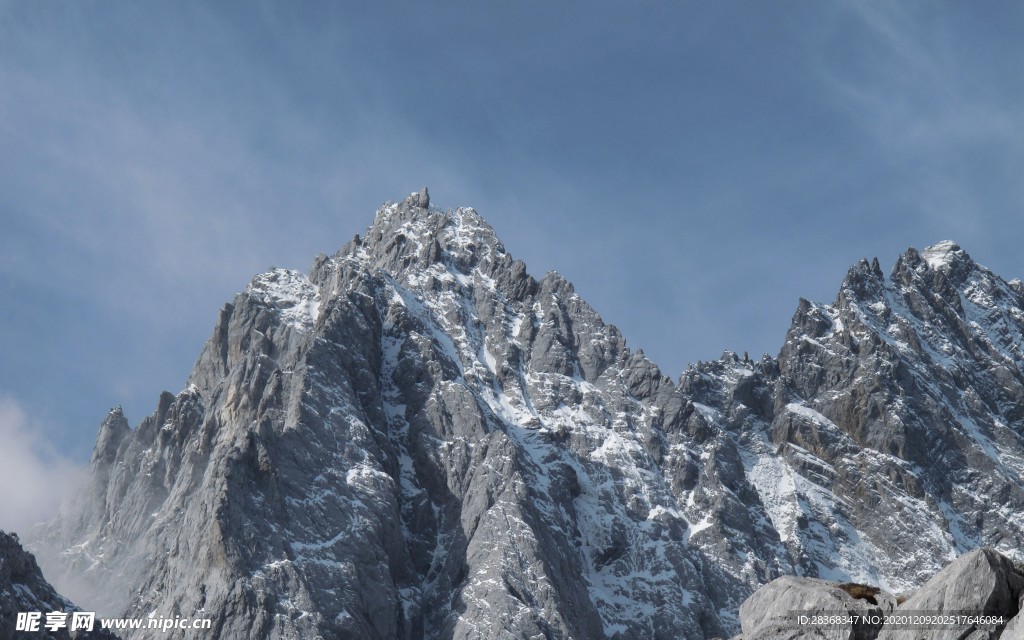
[1,530,75,640]
[0,531,116,639]
[771,242,1024,586]
[673,242,1024,603]
[31,191,1024,639]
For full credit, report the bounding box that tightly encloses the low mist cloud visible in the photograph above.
[0,396,86,537]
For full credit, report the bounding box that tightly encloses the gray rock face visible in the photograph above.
[410,186,430,209]
[765,243,1024,588]
[0,531,116,640]
[26,194,1024,639]
[1003,609,1024,639]
[676,241,1024,604]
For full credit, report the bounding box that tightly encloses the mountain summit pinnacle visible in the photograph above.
[407,186,429,209]
[921,239,966,270]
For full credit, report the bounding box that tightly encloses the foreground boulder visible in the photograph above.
[738,575,897,639]
[735,549,1024,640]
[1002,609,1024,639]
[877,548,1024,640]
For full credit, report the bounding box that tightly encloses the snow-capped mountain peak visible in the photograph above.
[31,195,1024,639]
[921,239,966,271]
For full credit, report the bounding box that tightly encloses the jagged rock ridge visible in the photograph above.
[0,531,116,639]
[31,192,1024,639]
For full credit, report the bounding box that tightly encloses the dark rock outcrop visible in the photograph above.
[0,531,116,640]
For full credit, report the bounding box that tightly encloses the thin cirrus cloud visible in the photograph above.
[0,14,499,461]
[812,3,1024,242]
[3,2,1024,468]
[0,32,483,334]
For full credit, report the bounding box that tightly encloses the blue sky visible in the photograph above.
[2,1,1024,515]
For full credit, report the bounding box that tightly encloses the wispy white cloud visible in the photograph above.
[4,1,1024,462]
[805,2,1024,249]
[821,3,1017,144]
[0,396,86,536]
